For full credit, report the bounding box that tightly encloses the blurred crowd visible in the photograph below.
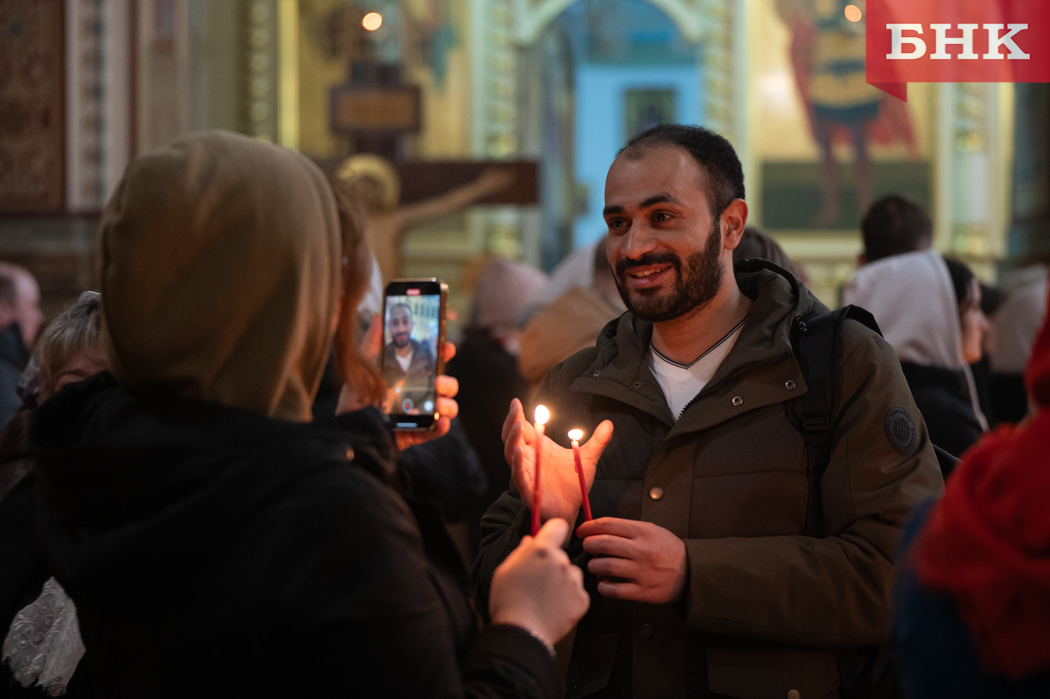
[0,127,1047,699]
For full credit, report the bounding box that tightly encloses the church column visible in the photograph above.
[699,0,754,216]
[240,0,280,143]
[934,82,1013,280]
[700,0,745,146]
[468,0,529,263]
[134,0,191,154]
[66,0,133,212]
[1007,84,1050,261]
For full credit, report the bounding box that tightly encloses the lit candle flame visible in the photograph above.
[362,12,383,31]
[567,429,583,441]
[534,405,549,425]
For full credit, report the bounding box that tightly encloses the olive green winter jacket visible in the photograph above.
[474,261,944,699]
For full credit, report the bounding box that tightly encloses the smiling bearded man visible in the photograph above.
[474,124,944,699]
[613,207,722,324]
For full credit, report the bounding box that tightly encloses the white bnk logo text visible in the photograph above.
[887,24,1030,60]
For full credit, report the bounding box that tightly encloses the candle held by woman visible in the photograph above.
[531,405,549,536]
[568,429,593,521]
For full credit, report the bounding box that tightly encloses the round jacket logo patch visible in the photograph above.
[884,407,916,454]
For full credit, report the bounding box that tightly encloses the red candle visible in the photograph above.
[568,429,593,521]
[531,405,549,536]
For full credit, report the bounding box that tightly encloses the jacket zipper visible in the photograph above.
[675,350,793,419]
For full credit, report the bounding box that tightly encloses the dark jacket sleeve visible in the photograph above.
[401,418,488,523]
[682,327,945,647]
[271,462,557,698]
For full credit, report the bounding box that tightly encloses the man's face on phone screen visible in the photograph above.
[389,306,413,348]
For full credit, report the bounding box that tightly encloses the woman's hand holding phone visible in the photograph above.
[337,313,459,450]
[392,343,458,449]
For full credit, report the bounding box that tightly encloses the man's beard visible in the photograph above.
[613,222,724,323]
[393,333,411,348]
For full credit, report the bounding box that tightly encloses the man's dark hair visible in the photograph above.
[861,195,932,263]
[0,275,15,307]
[618,124,745,218]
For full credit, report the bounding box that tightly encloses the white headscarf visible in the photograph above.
[356,254,384,320]
[843,249,987,429]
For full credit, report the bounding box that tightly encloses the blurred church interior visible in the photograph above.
[1,0,1047,328]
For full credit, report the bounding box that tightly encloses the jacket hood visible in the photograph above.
[577,260,820,427]
[99,130,341,423]
[591,259,817,364]
[30,373,387,606]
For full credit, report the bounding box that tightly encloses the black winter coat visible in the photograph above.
[900,363,983,467]
[30,373,558,698]
[446,330,531,520]
[0,324,28,433]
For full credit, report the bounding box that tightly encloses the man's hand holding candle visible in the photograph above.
[502,398,613,525]
[576,518,687,604]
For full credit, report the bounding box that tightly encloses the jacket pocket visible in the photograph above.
[707,639,841,699]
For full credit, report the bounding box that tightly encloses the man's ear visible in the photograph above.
[721,199,749,251]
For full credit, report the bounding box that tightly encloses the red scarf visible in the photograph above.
[915,281,1050,680]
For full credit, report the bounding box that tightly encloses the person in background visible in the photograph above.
[893,281,1050,698]
[732,227,815,288]
[1,291,106,697]
[733,227,797,276]
[526,238,625,314]
[858,194,932,265]
[319,254,488,564]
[25,131,587,697]
[518,239,625,395]
[988,263,1048,424]
[844,251,987,469]
[0,264,43,432]
[0,290,106,505]
[445,255,547,559]
[970,283,1006,429]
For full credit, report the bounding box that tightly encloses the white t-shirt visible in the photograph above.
[395,348,414,373]
[648,316,748,421]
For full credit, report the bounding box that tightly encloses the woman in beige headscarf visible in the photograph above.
[27,131,587,697]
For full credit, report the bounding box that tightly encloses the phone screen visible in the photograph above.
[381,280,446,430]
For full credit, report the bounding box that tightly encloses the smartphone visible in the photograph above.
[380,278,448,431]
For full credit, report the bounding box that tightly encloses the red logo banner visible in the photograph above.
[866,0,1050,101]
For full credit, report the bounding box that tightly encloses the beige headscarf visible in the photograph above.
[99,131,341,422]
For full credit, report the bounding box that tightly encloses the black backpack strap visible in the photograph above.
[791,306,901,699]
[791,305,881,537]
